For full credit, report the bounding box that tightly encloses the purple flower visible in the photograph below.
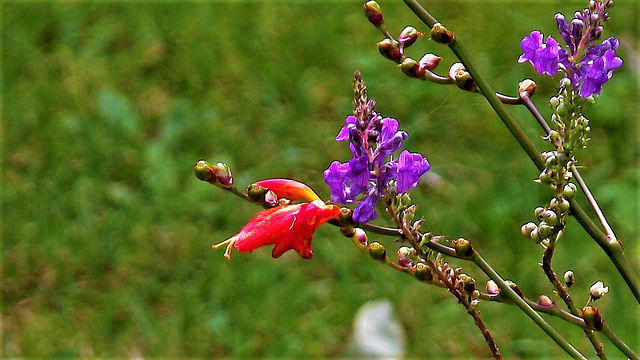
[519,3,622,98]
[580,49,623,97]
[518,31,560,76]
[397,150,431,193]
[325,74,431,223]
[353,186,379,223]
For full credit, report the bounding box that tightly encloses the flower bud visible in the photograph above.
[486,280,500,294]
[549,96,559,109]
[453,238,473,257]
[212,162,233,187]
[589,281,609,300]
[397,246,413,268]
[354,227,368,246]
[339,207,354,226]
[194,159,215,183]
[247,184,267,203]
[400,58,423,79]
[449,63,476,92]
[538,170,553,184]
[521,222,537,237]
[505,280,524,298]
[398,26,422,48]
[538,222,553,238]
[377,39,403,63]
[413,262,432,282]
[538,295,554,307]
[556,103,570,118]
[563,270,575,287]
[534,206,545,219]
[530,228,541,243]
[518,79,537,97]
[541,209,559,227]
[368,242,387,261]
[430,23,454,45]
[563,183,577,199]
[557,198,571,213]
[363,1,384,28]
[581,306,603,330]
[418,53,442,71]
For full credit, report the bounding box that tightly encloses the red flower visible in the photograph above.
[213,200,339,259]
[254,178,321,202]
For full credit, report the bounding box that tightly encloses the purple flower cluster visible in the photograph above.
[324,105,430,223]
[518,1,622,98]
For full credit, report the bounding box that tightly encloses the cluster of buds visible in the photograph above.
[521,201,567,246]
[365,1,455,84]
[194,160,233,188]
[549,78,593,154]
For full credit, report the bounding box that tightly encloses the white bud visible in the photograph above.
[563,270,575,287]
[589,281,609,300]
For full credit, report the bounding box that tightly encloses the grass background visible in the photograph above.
[2,1,638,358]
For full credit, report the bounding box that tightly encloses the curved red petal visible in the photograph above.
[254,179,321,202]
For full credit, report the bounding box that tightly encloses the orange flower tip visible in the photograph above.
[254,179,321,202]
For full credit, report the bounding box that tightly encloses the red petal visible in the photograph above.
[254,179,321,202]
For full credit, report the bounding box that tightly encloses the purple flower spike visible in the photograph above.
[397,150,431,193]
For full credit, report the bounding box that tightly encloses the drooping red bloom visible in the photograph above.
[254,179,321,202]
[214,200,339,259]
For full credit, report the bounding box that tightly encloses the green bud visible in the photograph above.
[194,160,214,182]
[339,207,354,226]
[413,262,433,282]
[454,238,473,257]
[556,103,571,118]
[563,183,577,199]
[542,209,558,226]
[530,228,541,243]
[538,222,553,238]
[549,96,559,109]
[557,198,571,213]
[368,242,387,261]
[539,170,552,184]
[534,206,545,219]
[521,222,537,237]
[430,23,455,45]
[247,184,266,203]
[581,306,603,330]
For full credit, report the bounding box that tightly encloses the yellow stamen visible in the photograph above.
[213,237,237,259]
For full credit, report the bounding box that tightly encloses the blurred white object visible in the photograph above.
[352,299,406,359]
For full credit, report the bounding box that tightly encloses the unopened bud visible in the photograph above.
[530,228,541,243]
[538,295,554,307]
[364,1,384,28]
[339,207,354,226]
[581,306,603,330]
[430,23,454,45]
[354,228,368,246]
[534,206,545,219]
[368,242,387,261]
[589,281,609,300]
[418,53,442,72]
[563,183,577,199]
[521,222,537,237]
[377,39,403,63]
[194,160,215,183]
[542,210,559,227]
[399,26,422,48]
[212,162,233,187]
[397,246,413,268]
[449,63,476,92]
[247,184,267,203]
[557,198,571,213]
[413,262,433,282]
[453,238,473,257]
[400,58,423,79]
[563,270,575,287]
[518,79,537,97]
[486,280,500,294]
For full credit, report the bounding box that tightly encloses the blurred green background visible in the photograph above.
[2,1,638,358]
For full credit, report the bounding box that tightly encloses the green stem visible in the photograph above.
[401,0,640,305]
[601,322,640,360]
[472,251,587,359]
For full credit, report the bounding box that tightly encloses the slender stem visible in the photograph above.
[601,322,640,360]
[401,0,640,304]
[471,250,587,359]
[359,222,403,236]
